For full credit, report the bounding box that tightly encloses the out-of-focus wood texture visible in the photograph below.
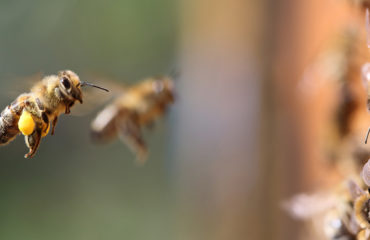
[174,0,368,240]
[175,0,263,239]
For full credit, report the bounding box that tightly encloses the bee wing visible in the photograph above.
[69,73,129,116]
[0,72,43,101]
[283,193,338,220]
[69,87,116,116]
[90,104,121,142]
[347,179,366,200]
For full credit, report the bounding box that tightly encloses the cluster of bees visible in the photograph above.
[0,70,175,163]
[285,1,370,240]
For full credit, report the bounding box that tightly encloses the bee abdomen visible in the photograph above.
[0,106,21,145]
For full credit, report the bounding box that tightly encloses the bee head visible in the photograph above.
[58,70,84,104]
[150,76,174,101]
[58,70,109,104]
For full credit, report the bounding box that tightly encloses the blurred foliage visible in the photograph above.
[0,0,178,239]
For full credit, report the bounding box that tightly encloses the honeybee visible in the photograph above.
[285,158,370,240]
[285,180,366,240]
[354,191,370,229]
[350,0,370,9]
[358,229,370,240]
[90,76,174,163]
[0,70,109,158]
[300,24,370,173]
[355,160,370,233]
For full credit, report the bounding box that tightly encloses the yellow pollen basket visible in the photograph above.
[18,111,35,136]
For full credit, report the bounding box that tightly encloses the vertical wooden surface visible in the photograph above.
[174,0,363,240]
[175,0,266,239]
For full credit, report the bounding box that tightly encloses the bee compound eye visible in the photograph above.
[61,77,71,89]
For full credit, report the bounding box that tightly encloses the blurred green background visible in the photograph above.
[0,0,178,239]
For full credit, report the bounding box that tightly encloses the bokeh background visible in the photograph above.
[0,0,177,240]
[1,0,369,240]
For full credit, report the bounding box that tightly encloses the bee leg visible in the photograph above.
[24,128,42,158]
[65,104,71,114]
[51,117,58,135]
[64,101,74,115]
[116,117,148,164]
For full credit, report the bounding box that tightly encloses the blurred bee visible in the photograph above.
[285,180,367,240]
[300,24,370,173]
[327,28,365,139]
[354,191,370,230]
[0,70,109,158]
[285,159,370,240]
[362,63,370,143]
[355,160,370,234]
[90,76,174,164]
[362,3,370,144]
[350,0,370,9]
[358,229,370,240]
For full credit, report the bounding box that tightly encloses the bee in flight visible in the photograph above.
[90,76,174,164]
[0,70,109,158]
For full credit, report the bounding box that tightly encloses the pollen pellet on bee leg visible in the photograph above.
[18,111,35,136]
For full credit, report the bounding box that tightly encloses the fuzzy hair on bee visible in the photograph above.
[0,70,108,158]
[90,76,174,164]
[355,192,370,229]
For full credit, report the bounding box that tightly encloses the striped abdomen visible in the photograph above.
[0,95,28,145]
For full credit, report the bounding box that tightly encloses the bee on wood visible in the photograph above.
[285,160,370,240]
[90,76,174,164]
[350,0,370,9]
[357,160,370,231]
[354,191,370,230]
[363,6,370,145]
[285,180,369,240]
[300,24,370,172]
[357,229,370,240]
[0,70,109,158]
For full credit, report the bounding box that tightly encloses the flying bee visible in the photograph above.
[0,70,109,158]
[90,76,174,164]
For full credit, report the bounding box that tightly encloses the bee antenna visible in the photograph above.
[365,127,370,144]
[80,81,109,92]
